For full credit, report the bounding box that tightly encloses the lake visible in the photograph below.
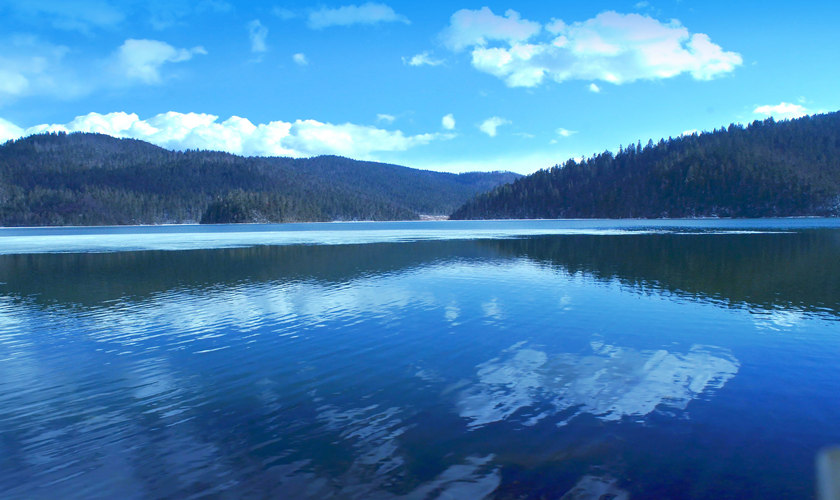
[1,219,839,499]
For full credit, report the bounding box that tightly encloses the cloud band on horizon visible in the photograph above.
[0,111,450,160]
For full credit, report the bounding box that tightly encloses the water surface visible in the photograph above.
[1,219,839,499]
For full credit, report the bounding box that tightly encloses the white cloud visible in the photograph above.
[753,102,810,120]
[307,3,409,29]
[681,129,699,137]
[441,7,541,52]
[2,111,445,160]
[113,39,206,84]
[479,116,509,137]
[285,119,437,157]
[588,83,601,93]
[403,51,444,67]
[441,113,455,130]
[550,128,577,144]
[441,10,742,88]
[0,36,206,104]
[0,118,24,143]
[376,113,395,124]
[292,53,308,66]
[248,19,268,53]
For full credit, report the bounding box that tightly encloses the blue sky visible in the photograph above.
[0,0,837,174]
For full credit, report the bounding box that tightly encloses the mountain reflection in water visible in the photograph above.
[2,230,839,316]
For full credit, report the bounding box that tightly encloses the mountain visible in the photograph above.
[0,132,520,226]
[451,112,840,220]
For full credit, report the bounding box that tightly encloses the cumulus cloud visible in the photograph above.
[308,3,409,29]
[284,119,437,157]
[403,51,444,67]
[479,116,509,137]
[2,111,444,160]
[588,83,601,93]
[292,53,308,66]
[440,9,741,88]
[441,7,541,52]
[376,113,395,124]
[753,102,810,120]
[248,19,268,53]
[0,118,24,143]
[442,113,455,130]
[113,39,206,84]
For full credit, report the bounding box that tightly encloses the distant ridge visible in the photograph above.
[451,112,840,219]
[0,133,519,226]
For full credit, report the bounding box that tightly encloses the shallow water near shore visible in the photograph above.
[1,219,839,499]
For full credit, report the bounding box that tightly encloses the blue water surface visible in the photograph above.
[1,219,839,499]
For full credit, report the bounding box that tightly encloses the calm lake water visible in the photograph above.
[1,219,839,499]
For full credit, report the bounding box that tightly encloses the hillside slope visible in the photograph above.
[0,133,518,226]
[451,112,840,219]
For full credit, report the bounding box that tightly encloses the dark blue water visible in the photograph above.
[1,220,839,499]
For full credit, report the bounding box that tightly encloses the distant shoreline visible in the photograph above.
[0,215,835,231]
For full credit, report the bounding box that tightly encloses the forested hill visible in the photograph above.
[0,133,519,226]
[451,112,840,220]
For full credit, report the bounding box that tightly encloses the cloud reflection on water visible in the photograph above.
[751,309,805,331]
[72,277,435,352]
[458,340,740,428]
